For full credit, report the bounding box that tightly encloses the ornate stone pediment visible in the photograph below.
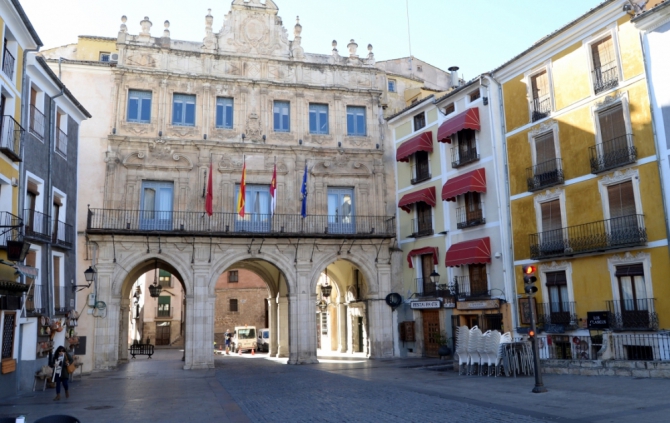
[310,159,372,176]
[122,150,194,170]
[166,125,199,138]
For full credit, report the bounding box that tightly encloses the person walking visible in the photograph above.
[50,346,73,400]
[224,329,232,355]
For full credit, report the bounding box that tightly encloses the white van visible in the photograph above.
[232,326,257,353]
[257,328,270,352]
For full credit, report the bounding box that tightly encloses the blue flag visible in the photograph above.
[301,164,308,218]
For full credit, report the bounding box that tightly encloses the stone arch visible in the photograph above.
[111,249,193,298]
[308,252,379,297]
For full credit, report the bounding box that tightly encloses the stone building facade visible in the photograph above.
[39,0,454,371]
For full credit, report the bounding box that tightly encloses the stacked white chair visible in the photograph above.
[455,326,470,375]
[484,330,502,376]
[498,332,513,376]
[466,326,483,375]
[477,330,492,375]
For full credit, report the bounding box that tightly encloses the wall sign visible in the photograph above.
[443,301,456,309]
[587,311,609,329]
[456,299,500,310]
[410,300,441,309]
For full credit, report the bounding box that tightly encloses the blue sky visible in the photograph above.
[23,0,604,76]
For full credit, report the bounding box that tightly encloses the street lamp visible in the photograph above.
[72,266,96,292]
[148,259,162,298]
[429,270,440,286]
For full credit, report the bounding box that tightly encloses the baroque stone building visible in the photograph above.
[40,0,454,371]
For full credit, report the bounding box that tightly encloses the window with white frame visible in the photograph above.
[52,252,68,314]
[411,151,430,184]
[590,35,619,94]
[99,52,111,63]
[457,191,485,229]
[593,102,634,172]
[29,85,45,140]
[529,69,551,122]
[528,128,562,191]
[388,79,396,93]
[25,246,44,315]
[52,189,67,244]
[55,109,68,158]
[346,106,366,136]
[273,100,290,132]
[413,112,426,131]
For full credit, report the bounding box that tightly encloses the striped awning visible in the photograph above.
[441,168,487,202]
[398,186,436,213]
[445,237,491,267]
[396,131,433,162]
[437,107,480,143]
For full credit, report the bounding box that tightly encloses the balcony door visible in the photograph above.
[607,181,638,246]
[468,263,487,297]
[598,103,629,168]
[540,199,563,255]
[235,184,271,233]
[615,264,649,328]
[456,129,477,165]
[546,271,570,325]
[140,181,173,231]
[534,131,558,182]
[327,187,354,234]
[420,254,434,296]
[464,192,483,226]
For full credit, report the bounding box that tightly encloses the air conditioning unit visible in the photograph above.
[110,53,119,63]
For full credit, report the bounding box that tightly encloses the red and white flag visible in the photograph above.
[205,158,213,216]
[270,161,277,215]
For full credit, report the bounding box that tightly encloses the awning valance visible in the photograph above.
[406,246,439,268]
[441,168,487,202]
[0,259,38,279]
[437,107,480,143]
[445,237,491,267]
[396,131,433,162]
[398,186,436,213]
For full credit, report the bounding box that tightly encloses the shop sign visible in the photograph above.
[587,311,609,329]
[456,299,500,310]
[410,300,441,309]
[443,301,456,309]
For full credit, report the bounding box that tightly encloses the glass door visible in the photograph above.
[235,184,271,233]
[140,181,174,230]
[327,188,354,234]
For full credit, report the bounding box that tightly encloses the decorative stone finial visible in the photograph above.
[163,20,170,38]
[347,39,358,57]
[120,15,128,33]
[294,16,302,37]
[203,9,216,50]
[332,40,337,51]
[366,44,375,64]
[140,16,152,36]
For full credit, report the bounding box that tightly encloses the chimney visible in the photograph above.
[448,66,460,89]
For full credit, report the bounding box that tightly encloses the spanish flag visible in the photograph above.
[237,159,246,217]
[270,161,277,215]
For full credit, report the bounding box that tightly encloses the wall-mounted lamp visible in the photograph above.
[262,134,266,142]
[203,134,207,140]
[483,97,489,106]
[299,139,303,145]
[494,252,502,259]
[72,266,96,292]
[241,133,246,141]
[112,128,116,135]
[338,141,342,147]
[158,130,162,137]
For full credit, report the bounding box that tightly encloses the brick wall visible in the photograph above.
[214,269,269,344]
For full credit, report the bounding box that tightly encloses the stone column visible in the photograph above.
[337,302,347,353]
[288,265,318,364]
[184,266,215,370]
[92,262,120,370]
[118,298,131,363]
[346,305,354,354]
[268,296,278,357]
[277,295,289,357]
[367,263,394,359]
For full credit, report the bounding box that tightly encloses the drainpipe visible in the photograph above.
[16,47,39,393]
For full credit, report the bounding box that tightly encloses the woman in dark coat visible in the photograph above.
[50,346,73,400]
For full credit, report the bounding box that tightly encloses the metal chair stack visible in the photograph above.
[466,326,483,375]
[455,325,470,375]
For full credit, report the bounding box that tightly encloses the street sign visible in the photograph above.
[587,311,609,329]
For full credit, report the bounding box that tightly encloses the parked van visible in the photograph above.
[232,326,257,353]
[257,328,270,352]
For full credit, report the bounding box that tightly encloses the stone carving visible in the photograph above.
[346,136,372,147]
[595,92,624,110]
[139,16,152,40]
[529,119,557,137]
[347,39,358,57]
[119,15,128,33]
[535,188,562,202]
[600,168,637,185]
[291,16,305,60]
[609,251,649,265]
[366,44,375,65]
[245,113,262,139]
[122,151,194,170]
[168,125,199,138]
[163,20,170,38]
[311,159,372,176]
[203,9,217,51]
[540,261,570,272]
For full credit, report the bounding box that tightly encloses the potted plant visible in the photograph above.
[435,331,452,357]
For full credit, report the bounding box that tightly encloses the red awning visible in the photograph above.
[396,131,433,162]
[445,237,491,267]
[406,247,439,268]
[437,107,480,143]
[441,168,486,202]
[398,186,436,213]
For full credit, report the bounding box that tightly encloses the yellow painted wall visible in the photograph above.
[76,37,118,61]
[505,130,532,196]
[510,196,535,260]
[395,121,411,140]
[626,82,654,158]
[502,74,529,132]
[617,17,644,80]
[551,41,590,110]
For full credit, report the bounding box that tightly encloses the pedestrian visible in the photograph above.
[225,329,231,355]
[49,346,73,400]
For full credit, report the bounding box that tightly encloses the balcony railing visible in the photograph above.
[537,302,577,327]
[589,134,636,174]
[451,146,479,168]
[411,217,433,237]
[531,94,551,122]
[537,335,598,360]
[156,306,172,318]
[0,211,22,247]
[0,115,24,162]
[24,209,51,242]
[593,61,618,94]
[607,299,658,331]
[56,128,67,157]
[452,275,490,298]
[25,284,48,316]
[52,219,74,249]
[2,47,15,80]
[87,209,396,239]
[526,158,564,192]
[456,204,485,229]
[411,161,431,184]
[54,284,73,315]
[529,214,647,260]
[29,105,45,140]
[611,333,670,361]
[416,278,452,297]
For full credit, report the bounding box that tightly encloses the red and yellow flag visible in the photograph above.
[270,162,277,215]
[237,160,246,217]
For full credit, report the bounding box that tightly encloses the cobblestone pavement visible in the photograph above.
[1,349,669,422]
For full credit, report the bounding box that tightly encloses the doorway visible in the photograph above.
[156,322,171,346]
[422,309,440,358]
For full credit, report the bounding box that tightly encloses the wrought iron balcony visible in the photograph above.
[52,219,74,249]
[54,284,74,315]
[0,115,24,162]
[411,161,431,184]
[410,217,433,238]
[529,214,647,260]
[25,284,48,316]
[87,208,396,239]
[589,134,636,174]
[24,209,51,242]
[607,299,658,331]
[527,158,564,192]
[451,146,480,168]
[29,105,45,140]
[593,61,618,94]
[56,128,68,157]
[0,211,22,247]
[2,47,15,80]
[537,302,578,327]
[452,275,490,298]
[456,204,485,229]
[530,94,551,122]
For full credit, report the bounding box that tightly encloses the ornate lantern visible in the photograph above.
[148,259,162,298]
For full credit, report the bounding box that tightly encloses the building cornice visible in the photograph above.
[632,0,670,30]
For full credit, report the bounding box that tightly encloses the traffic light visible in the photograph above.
[528,329,535,339]
[523,265,538,295]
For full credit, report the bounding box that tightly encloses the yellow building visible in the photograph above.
[494,0,669,358]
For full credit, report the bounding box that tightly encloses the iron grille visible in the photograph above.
[606,299,658,331]
[526,158,564,192]
[589,134,636,174]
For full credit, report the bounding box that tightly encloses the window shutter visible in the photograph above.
[545,271,567,286]
[541,199,562,231]
[607,181,635,218]
[535,131,556,164]
[598,103,626,142]
[615,264,644,277]
[591,36,614,70]
[531,71,549,100]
